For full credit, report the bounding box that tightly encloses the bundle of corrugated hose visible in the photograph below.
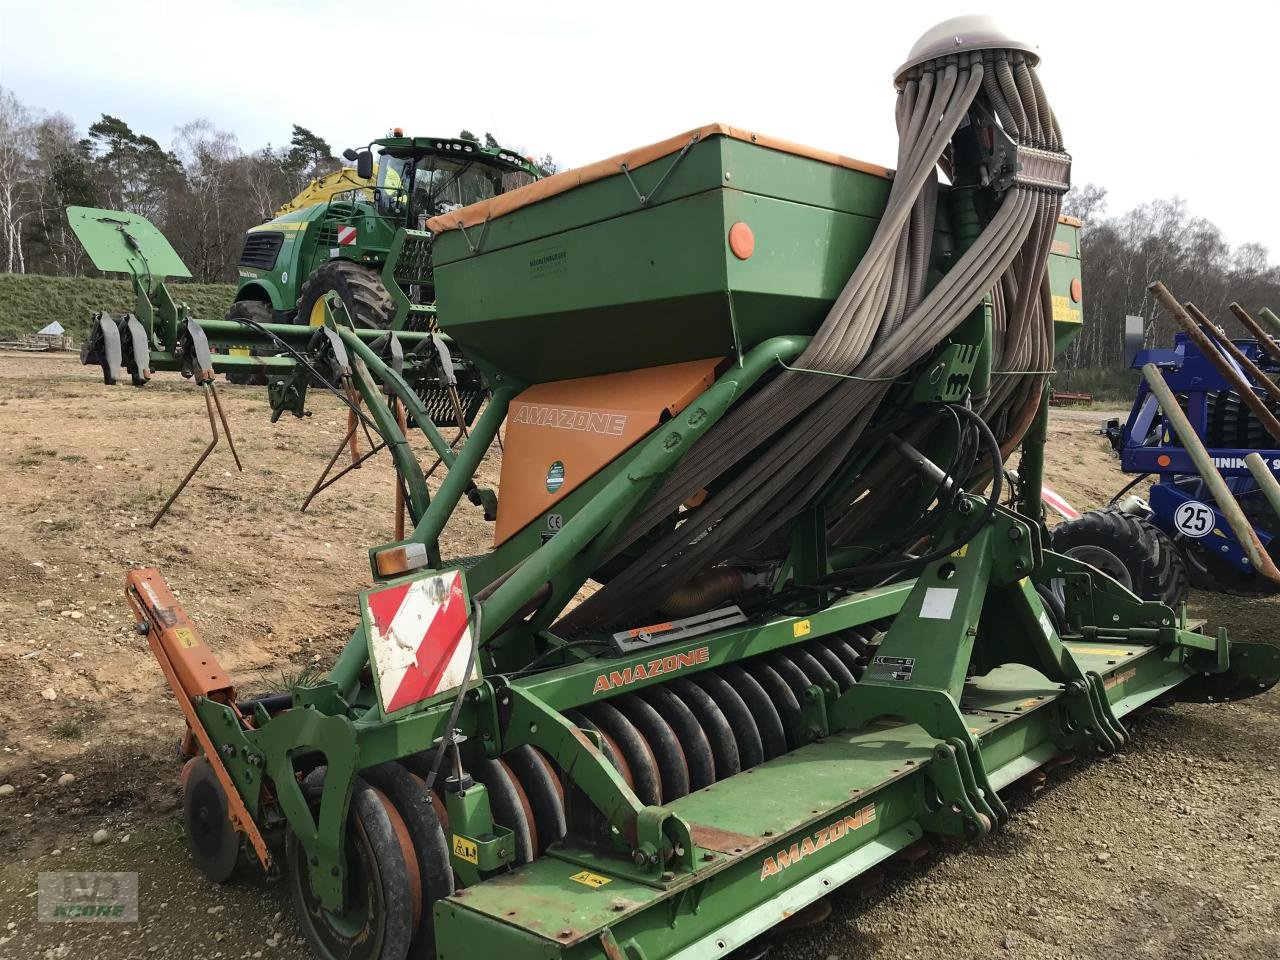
[561,39,1069,633]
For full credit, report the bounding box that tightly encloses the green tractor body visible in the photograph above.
[232,135,542,330]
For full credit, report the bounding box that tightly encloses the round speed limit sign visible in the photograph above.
[1174,500,1215,538]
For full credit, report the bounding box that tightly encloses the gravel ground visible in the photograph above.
[1,353,1277,959]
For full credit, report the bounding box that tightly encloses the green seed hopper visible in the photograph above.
[92,16,1280,960]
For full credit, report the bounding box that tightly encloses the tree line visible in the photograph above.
[1062,185,1280,369]
[0,85,556,285]
[1,82,1277,370]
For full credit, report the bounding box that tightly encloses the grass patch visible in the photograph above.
[0,273,235,341]
[51,718,84,740]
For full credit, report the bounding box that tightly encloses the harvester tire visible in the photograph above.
[1050,509,1188,607]
[287,773,416,960]
[223,300,274,386]
[296,261,395,330]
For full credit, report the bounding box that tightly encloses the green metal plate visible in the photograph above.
[65,206,192,279]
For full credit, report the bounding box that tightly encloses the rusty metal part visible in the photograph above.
[1149,283,1280,445]
[301,429,388,512]
[1185,302,1280,412]
[150,383,239,528]
[1140,361,1280,583]
[126,568,271,869]
[1228,302,1280,367]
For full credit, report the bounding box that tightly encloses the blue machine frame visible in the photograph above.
[1111,332,1280,575]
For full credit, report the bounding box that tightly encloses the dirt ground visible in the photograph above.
[0,352,1276,959]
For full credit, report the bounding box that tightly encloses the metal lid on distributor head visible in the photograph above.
[895,15,1038,86]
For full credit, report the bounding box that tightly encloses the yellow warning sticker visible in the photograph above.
[452,835,478,864]
[951,544,969,558]
[173,627,198,649]
[1052,295,1082,324]
[1069,646,1131,657]
[793,619,811,638]
[569,870,611,888]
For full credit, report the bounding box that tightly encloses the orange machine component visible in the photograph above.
[125,568,272,869]
[495,358,723,545]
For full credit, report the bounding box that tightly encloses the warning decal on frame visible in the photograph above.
[569,870,612,888]
[452,834,479,864]
[867,655,916,682]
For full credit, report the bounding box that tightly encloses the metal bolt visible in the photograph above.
[1012,559,1027,573]
[135,622,149,636]
[558,929,573,939]
[1008,527,1022,541]
[660,871,675,882]
[648,852,660,866]
[633,850,648,867]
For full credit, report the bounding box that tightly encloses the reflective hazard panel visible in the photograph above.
[363,570,474,714]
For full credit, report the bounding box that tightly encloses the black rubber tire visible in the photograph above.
[287,773,415,960]
[223,300,274,386]
[1137,518,1190,608]
[296,260,395,330]
[1050,509,1185,605]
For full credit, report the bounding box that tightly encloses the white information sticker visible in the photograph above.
[920,587,959,620]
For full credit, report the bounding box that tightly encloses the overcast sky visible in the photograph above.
[1,1,1274,254]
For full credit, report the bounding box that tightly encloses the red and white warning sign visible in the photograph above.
[1040,483,1080,521]
[364,571,473,713]
[336,225,357,246]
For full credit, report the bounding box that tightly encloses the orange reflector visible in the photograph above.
[1070,277,1082,303]
[375,542,428,577]
[393,127,405,137]
[728,221,755,260]
[1157,454,1172,467]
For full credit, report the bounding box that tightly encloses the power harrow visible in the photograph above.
[72,17,1280,960]
[1102,283,1280,593]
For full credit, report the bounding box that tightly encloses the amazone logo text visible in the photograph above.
[513,404,627,436]
[592,647,709,694]
[759,804,877,881]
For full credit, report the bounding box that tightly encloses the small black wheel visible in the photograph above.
[223,300,274,385]
[295,261,395,330]
[287,774,416,960]
[1050,509,1187,607]
[181,756,242,883]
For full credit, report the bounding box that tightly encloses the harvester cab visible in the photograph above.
[227,131,542,424]
[63,16,1280,960]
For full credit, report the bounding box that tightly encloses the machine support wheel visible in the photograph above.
[181,756,242,883]
[287,773,416,960]
[296,261,395,330]
[223,300,274,386]
[1050,509,1187,607]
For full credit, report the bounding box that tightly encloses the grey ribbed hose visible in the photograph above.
[560,49,1068,632]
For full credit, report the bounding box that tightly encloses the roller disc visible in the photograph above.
[565,708,635,789]
[747,661,804,749]
[679,674,751,774]
[505,745,566,855]
[787,648,834,689]
[721,665,788,761]
[826,635,867,679]
[398,750,452,832]
[640,687,716,791]
[808,640,856,690]
[362,762,453,959]
[287,774,415,960]
[470,755,535,864]
[586,701,662,805]
[769,654,815,703]
[615,692,691,801]
[181,755,241,883]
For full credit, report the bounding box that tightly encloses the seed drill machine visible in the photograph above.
[1104,289,1280,592]
[78,16,1280,960]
